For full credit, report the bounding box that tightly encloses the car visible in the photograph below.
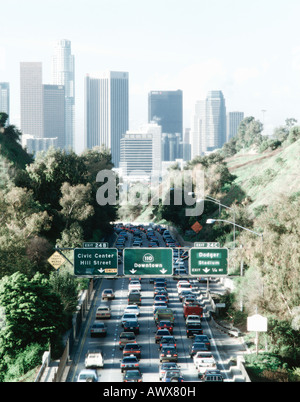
[90,322,107,337]
[119,332,137,349]
[121,313,138,326]
[77,369,99,382]
[155,328,171,343]
[123,305,140,316]
[132,241,142,247]
[123,343,141,359]
[154,295,168,304]
[153,301,168,311]
[161,369,184,382]
[159,345,178,362]
[123,369,143,382]
[123,320,140,334]
[120,355,140,372]
[154,289,169,301]
[159,362,180,380]
[202,369,223,382]
[189,342,208,357]
[128,280,141,292]
[186,315,201,325]
[159,335,177,349]
[156,320,173,333]
[98,290,113,301]
[177,283,193,294]
[178,290,194,301]
[194,335,211,350]
[95,306,111,319]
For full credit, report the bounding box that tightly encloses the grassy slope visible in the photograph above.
[224,139,300,214]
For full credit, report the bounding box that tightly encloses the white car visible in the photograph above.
[186,315,201,325]
[121,313,138,326]
[176,280,190,288]
[77,369,99,382]
[123,305,140,316]
[128,280,141,292]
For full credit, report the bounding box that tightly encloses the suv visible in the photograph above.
[123,343,141,359]
[186,322,203,338]
[119,332,136,349]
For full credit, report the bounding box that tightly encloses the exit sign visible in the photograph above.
[74,248,118,276]
[189,248,228,276]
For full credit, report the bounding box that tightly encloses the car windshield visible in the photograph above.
[125,345,139,350]
[123,358,137,363]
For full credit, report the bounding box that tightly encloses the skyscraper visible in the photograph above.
[52,39,75,150]
[84,71,129,167]
[190,91,226,158]
[20,62,43,137]
[0,83,10,126]
[148,90,183,138]
[227,111,244,141]
[43,85,65,149]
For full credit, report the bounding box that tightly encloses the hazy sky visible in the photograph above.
[1,0,300,152]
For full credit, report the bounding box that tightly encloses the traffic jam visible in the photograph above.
[76,224,224,383]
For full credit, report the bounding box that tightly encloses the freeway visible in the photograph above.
[66,224,245,383]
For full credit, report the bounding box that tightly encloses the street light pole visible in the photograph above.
[206,218,263,244]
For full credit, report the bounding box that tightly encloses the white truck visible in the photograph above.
[84,350,104,369]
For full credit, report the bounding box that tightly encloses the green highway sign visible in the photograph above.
[189,248,228,276]
[74,248,118,276]
[123,248,173,277]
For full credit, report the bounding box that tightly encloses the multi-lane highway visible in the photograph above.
[66,224,245,383]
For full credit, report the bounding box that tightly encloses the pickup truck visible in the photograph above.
[84,350,104,369]
[128,291,141,306]
[186,322,203,337]
[154,308,175,325]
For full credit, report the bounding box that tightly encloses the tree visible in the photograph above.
[0,272,65,357]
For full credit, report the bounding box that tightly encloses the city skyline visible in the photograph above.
[1,1,300,154]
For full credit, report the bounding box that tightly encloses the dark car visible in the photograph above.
[157,320,173,334]
[123,369,143,382]
[202,369,223,382]
[155,328,171,343]
[159,335,177,349]
[120,356,140,372]
[90,322,107,337]
[154,289,169,301]
[189,342,208,358]
[161,369,184,382]
[194,335,211,350]
[123,343,141,359]
[186,322,203,338]
[123,320,140,334]
[159,345,178,362]
[154,295,168,304]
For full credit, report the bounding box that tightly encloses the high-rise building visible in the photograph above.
[0,83,10,126]
[20,62,44,137]
[190,91,226,158]
[84,71,129,167]
[43,85,65,148]
[148,90,183,139]
[52,39,75,150]
[120,123,162,180]
[227,111,244,141]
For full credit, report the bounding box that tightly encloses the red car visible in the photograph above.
[157,320,173,333]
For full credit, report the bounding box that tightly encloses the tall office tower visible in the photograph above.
[52,39,75,150]
[148,90,183,139]
[227,111,244,141]
[20,62,43,137]
[43,85,65,148]
[190,91,226,158]
[84,71,129,167]
[120,123,162,180]
[0,83,10,126]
